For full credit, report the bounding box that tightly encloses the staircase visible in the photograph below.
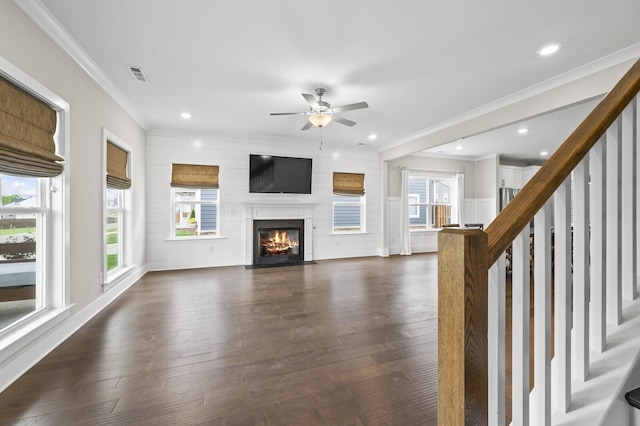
[437,58,640,425]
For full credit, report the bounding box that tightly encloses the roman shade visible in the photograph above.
[106,142,131,189]
[171,163,219,188]
[333,172,365,196]
[0,76,63,177]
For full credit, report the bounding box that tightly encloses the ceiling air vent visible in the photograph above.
[127,65,148,82]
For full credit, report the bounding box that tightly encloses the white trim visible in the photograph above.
[0,264,146,394]
[15,0,147,129]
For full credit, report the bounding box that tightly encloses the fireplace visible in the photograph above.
[253,219,305,266]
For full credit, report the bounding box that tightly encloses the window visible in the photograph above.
[0,62,68,339]
[172,188,219,237]
[106,188,124,272]
[104,135,132,284]
[170,164,220,238]
[407,174,457,230]
[333,194,365,232]
[332,172,365,233]
[0,175,42,330]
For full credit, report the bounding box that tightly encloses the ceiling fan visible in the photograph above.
[270,88,368,130]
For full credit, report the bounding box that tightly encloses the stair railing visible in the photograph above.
[438,58,640,425]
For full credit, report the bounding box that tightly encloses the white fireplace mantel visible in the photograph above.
[242,203,315,265]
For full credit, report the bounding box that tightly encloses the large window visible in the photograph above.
[407,174,457,230]
[172,188,219,237]
[0,62,67,340]
[104,135,132,284]
[170,164,220,238]
[332,172,365,233]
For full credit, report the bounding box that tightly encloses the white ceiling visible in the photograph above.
[25,0,640,156]
[421,96,602,162]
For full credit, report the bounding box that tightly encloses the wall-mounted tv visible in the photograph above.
[249,154,312,194]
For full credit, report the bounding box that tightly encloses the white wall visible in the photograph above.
[471,156,499,228]
[0,1,147,389]
[146,133,382,270]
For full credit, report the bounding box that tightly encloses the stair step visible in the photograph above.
[626,387,640,409]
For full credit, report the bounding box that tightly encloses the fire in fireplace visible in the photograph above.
[260,229,299,257]
[253,219,304,266]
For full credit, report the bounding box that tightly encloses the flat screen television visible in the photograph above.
[249,154,312,194]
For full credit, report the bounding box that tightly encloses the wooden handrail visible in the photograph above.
[486,58,640,265]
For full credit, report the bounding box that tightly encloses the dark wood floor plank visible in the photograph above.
[0,254,440,424]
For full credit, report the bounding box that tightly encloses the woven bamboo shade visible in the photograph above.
[106,142,131,189]
[0,76,63,177]
[171,163,219,188]
[333,172,365,196]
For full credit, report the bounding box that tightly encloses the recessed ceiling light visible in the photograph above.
[368,134,377,140]
[181,112,191,119]
[517,128,528,134]
[540,151,549,156]
[538,43,560,56]
[455,145,463,150]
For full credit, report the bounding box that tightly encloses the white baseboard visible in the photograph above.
[0,264,147,393]
[378,248,390,257]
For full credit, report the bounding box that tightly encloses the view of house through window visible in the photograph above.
[173,188,218,237]
[332,194,364,233]
[0,174,42,330]
[408,174,457,230]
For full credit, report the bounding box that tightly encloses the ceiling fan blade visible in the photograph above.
[333,116,356,127]
[332,101,369,113]
[270,112,307,116]
[301,121,313,131]
[302,93,319,108]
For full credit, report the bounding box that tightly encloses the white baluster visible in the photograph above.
[553,178,572,412]
[512,227,530,425]
[622,97,638,302]
[573,157,590,381]
[606,117,622,329]
[531,202,552,425]
[489,255,506,426]
[591,136,607,349]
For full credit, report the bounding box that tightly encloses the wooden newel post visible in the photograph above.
[438,229,489,425]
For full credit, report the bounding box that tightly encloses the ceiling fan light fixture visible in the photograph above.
[309,113,332,127]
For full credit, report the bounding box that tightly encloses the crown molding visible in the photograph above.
[15,0,148,129]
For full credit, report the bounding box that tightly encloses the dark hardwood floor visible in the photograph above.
[0,254,439,425]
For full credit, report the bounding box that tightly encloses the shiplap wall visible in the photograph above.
[146,133,381,270]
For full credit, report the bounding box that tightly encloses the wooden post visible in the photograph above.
[438,228,488,425]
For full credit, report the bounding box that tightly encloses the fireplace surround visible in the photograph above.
[253,219,304,266]
[243,203,315,266]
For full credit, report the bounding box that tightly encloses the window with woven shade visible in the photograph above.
[0,75,64,177]
[171,163,219,188]
[332,172,365,233]
[104,136,133,282]
[171,164,220,238]
[333,172,365,197]
[0,64,69,340]
[106,141,131,189]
